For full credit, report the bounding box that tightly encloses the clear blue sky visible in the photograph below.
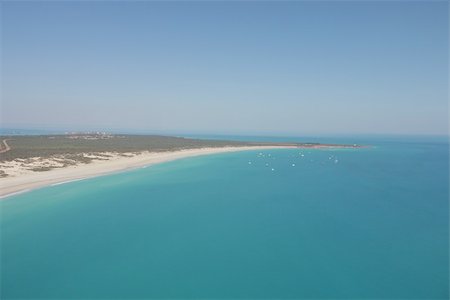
[1,1,448,135]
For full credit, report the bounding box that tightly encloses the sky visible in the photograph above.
[1,1,448,136]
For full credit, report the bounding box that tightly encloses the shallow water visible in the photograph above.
[1,136,448,298]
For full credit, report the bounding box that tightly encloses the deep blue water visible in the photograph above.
[1,136,448,299]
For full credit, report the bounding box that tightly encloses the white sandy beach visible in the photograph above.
[0,146,293,199]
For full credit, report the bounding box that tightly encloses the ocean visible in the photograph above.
[1,136,448,299]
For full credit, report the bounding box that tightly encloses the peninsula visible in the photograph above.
[0,134,361,198]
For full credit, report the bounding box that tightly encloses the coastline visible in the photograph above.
[0,146,294,199]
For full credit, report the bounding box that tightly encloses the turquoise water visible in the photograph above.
[1,137,448,299]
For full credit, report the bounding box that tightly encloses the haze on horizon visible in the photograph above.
[1,1,448,136]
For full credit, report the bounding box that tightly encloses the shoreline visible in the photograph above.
[0,146,296,199]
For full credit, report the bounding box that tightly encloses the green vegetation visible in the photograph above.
[29,166,55,172]
[0,134,293,162]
